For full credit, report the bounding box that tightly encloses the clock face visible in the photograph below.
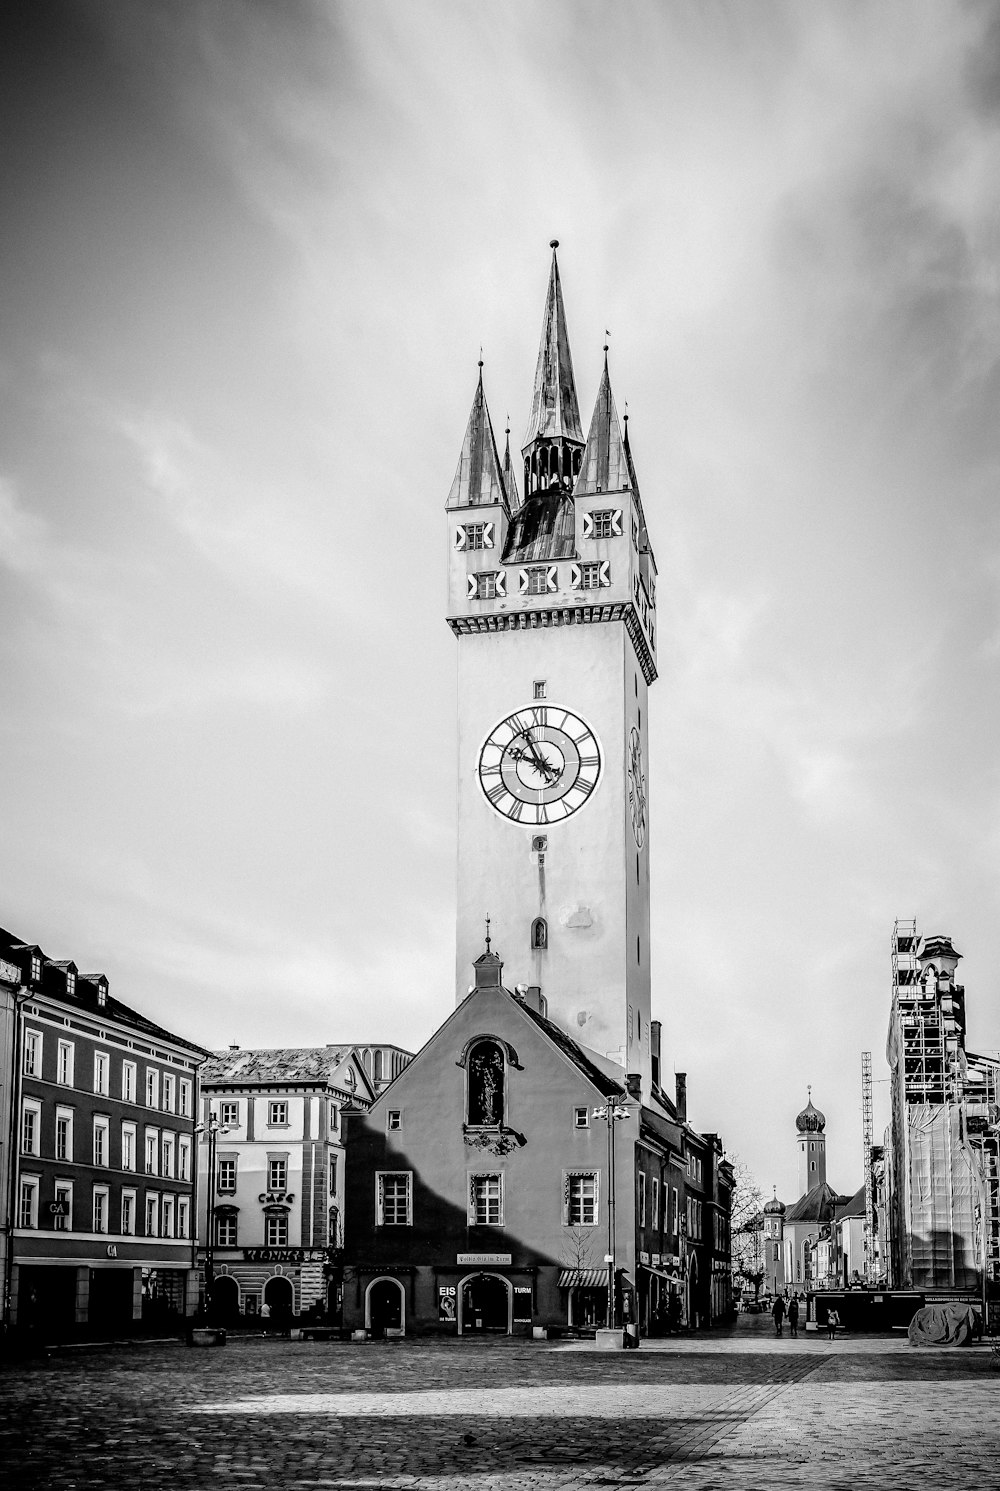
[478,705,602,824]
[627,725,646,847]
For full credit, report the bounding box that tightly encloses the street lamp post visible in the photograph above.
[592,1096,631,1330]
[195,1111,232,1323]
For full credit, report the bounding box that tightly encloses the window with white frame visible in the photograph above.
[217,1157,237,1193]
[160,1194,175,1238]
[178,1078,192,1118]
[329,1155,338,1194]
[161,1132,175,1179]
[30,953,42,983]
[146,1069,159,1108]
[220,1101,239,1127]
[161,1073,175,1112]
[565,1172,599,1226]
[265,1212,288,1246]
[268,1100,288,1127]
[589,509,617,539]
[57,1039,74,1087]
[53,1181,72,1231]
[145,1193,159,1237]
[328,1102,339,1133]
[469,1172,503,1226]
[21,1099,41,1156]
[578,562,603,589]
[671,1186,679,1236]
[638,1171,647,1228]
[19,1176,39,1229]
[525,566,549,596]
[94,1051,110,1096]
[145,1128,159,1175]
[267,1156,287,1191]
[93,1116,110,1167]
[66,970,76,997]
[177,1135,191,1182]
[387,1110,401,1130]
[215,1211,237,1247]
[121,1060,136,1103]
[23,1028,42,1077]
[93,1185,109,1234]
[56,1107,74,1162]
[121,1122,137,1172]
[652,1176,660,1232]
[177,1198,189,1239]
[375,1172,412,1226]
[474,571,498,600]
[573,1106,590,1128]
[121,1189,136,1235]
[463,522,490,550]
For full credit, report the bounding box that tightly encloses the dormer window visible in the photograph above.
[467,1039,505,1127]
[29,954,41,984]
[97,983,107,1008]
[66,971,76,997]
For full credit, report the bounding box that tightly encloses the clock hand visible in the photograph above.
[514,733,558,784]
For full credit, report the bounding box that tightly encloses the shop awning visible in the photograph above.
[641,1262,680,1282]
[557,1268,608,1289]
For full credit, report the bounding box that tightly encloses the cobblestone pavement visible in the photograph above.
[1,1318,997,1490]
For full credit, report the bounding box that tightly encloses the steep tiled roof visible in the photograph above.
[500,486,576,564]
[515,1000,624,1098]
[784,1181,852,1224]
[835,1185,867,1221]
[447,368,508,510]
[523,243,583,449]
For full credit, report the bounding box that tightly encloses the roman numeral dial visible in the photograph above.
[478,706,603,825]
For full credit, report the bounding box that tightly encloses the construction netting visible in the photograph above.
[906,1104,981,1290]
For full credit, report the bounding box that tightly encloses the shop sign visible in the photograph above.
[639,1251,650,1265]
[106,1244,118,1258]
[242,1248,327,1264]
[438,1286,456,1323]
[513,1285,532,1322]
[456,1252,512,1265]
[257,1191,295,1206]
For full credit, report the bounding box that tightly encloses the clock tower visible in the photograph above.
[445,243,658,1090]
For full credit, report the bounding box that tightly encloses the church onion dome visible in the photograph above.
[763,1190,786,1216]
[795,1093,826,1133]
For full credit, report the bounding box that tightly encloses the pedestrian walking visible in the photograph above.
[260,1300,272,1334]
[772,1295,785,1336]
[787,1295,799,1337]
[826,1307,840,1341]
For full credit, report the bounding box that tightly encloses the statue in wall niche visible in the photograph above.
[468,1041,505,1125]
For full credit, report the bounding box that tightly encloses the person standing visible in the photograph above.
[786,1295,799,1337]
[772,1295,785,1336]
[260,1299,272,1334]
[826,1306,840,1341]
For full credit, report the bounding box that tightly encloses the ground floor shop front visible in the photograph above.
[10,1234,198,1340]
[200,1246,340,1326]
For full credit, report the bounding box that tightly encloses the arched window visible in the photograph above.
[467,1040,505,1127]
[531,917,547,951]
[374,1050,384,1083]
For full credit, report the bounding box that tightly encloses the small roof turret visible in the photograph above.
[446,364,509,512]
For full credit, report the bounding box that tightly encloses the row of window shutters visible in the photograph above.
[466,562,613,600]
[455,510,625,552]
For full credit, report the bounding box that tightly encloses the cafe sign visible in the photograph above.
[242,1248,327,1264]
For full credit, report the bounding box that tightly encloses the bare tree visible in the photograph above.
[729,1159,765,1304]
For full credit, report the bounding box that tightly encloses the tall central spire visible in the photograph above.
[522,241,584,496]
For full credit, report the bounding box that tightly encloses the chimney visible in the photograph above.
[514,983,547,1016]
[229,1043,240,1052]
[675,1072,687,1124]
[650,1020,662,1092]
[626,1072,641,1100]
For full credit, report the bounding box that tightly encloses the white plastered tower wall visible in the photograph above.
[454,620,652,1086]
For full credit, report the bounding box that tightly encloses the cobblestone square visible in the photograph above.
[2,1318,997,1490]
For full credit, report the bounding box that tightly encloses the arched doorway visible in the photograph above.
[459,1273,511,1334]
[264,1274,295,1333]
[366,1277,404,1337]
[212,1273,241,1324]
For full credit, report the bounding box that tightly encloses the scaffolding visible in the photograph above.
[862,1051,874,1284]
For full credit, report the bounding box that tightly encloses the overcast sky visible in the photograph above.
[3,0,1000,1202]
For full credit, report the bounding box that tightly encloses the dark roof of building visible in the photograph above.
[835,1185,867,1221]
[784,1181,852,1224]
[515,999,625,1099]
[0,925,210,1058]
[500,484,577,564]
[201,1045,357,1085]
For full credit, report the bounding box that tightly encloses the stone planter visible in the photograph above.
[188,1327,227,1348]
[594,1328,627,1350]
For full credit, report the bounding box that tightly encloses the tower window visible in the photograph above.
[467,1040,505,1127]
[475,572,498,600]
[578,562,604,589]
[589,510,617,538]
[531,917,547,951]
[637,936,641,965]
[533,680,546,700]
[464,523,491,551]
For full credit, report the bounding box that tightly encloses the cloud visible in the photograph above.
[0,475,49,573]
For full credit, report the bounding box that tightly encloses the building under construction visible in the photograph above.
[884,922,1000,1303]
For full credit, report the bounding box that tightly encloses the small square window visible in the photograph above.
[220,1102,240,1126]
[268,1101,288,1127]
[573,1107,589,1129]
[578,562,603,590]
[387,1110,401,1131]
[475,572,498,600]
[525,567,548,596]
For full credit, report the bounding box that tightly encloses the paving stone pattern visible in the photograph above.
[1,1319,997,1490]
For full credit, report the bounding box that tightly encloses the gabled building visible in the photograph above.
[197,1043,383,1322]
[1,924,208,1340]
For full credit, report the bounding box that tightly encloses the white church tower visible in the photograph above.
[445,242,659,1089]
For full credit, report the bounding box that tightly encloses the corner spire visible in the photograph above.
[522,241,583,494]
[503,418,522,512]
[574,349,629,496]
[446,362,509,511]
